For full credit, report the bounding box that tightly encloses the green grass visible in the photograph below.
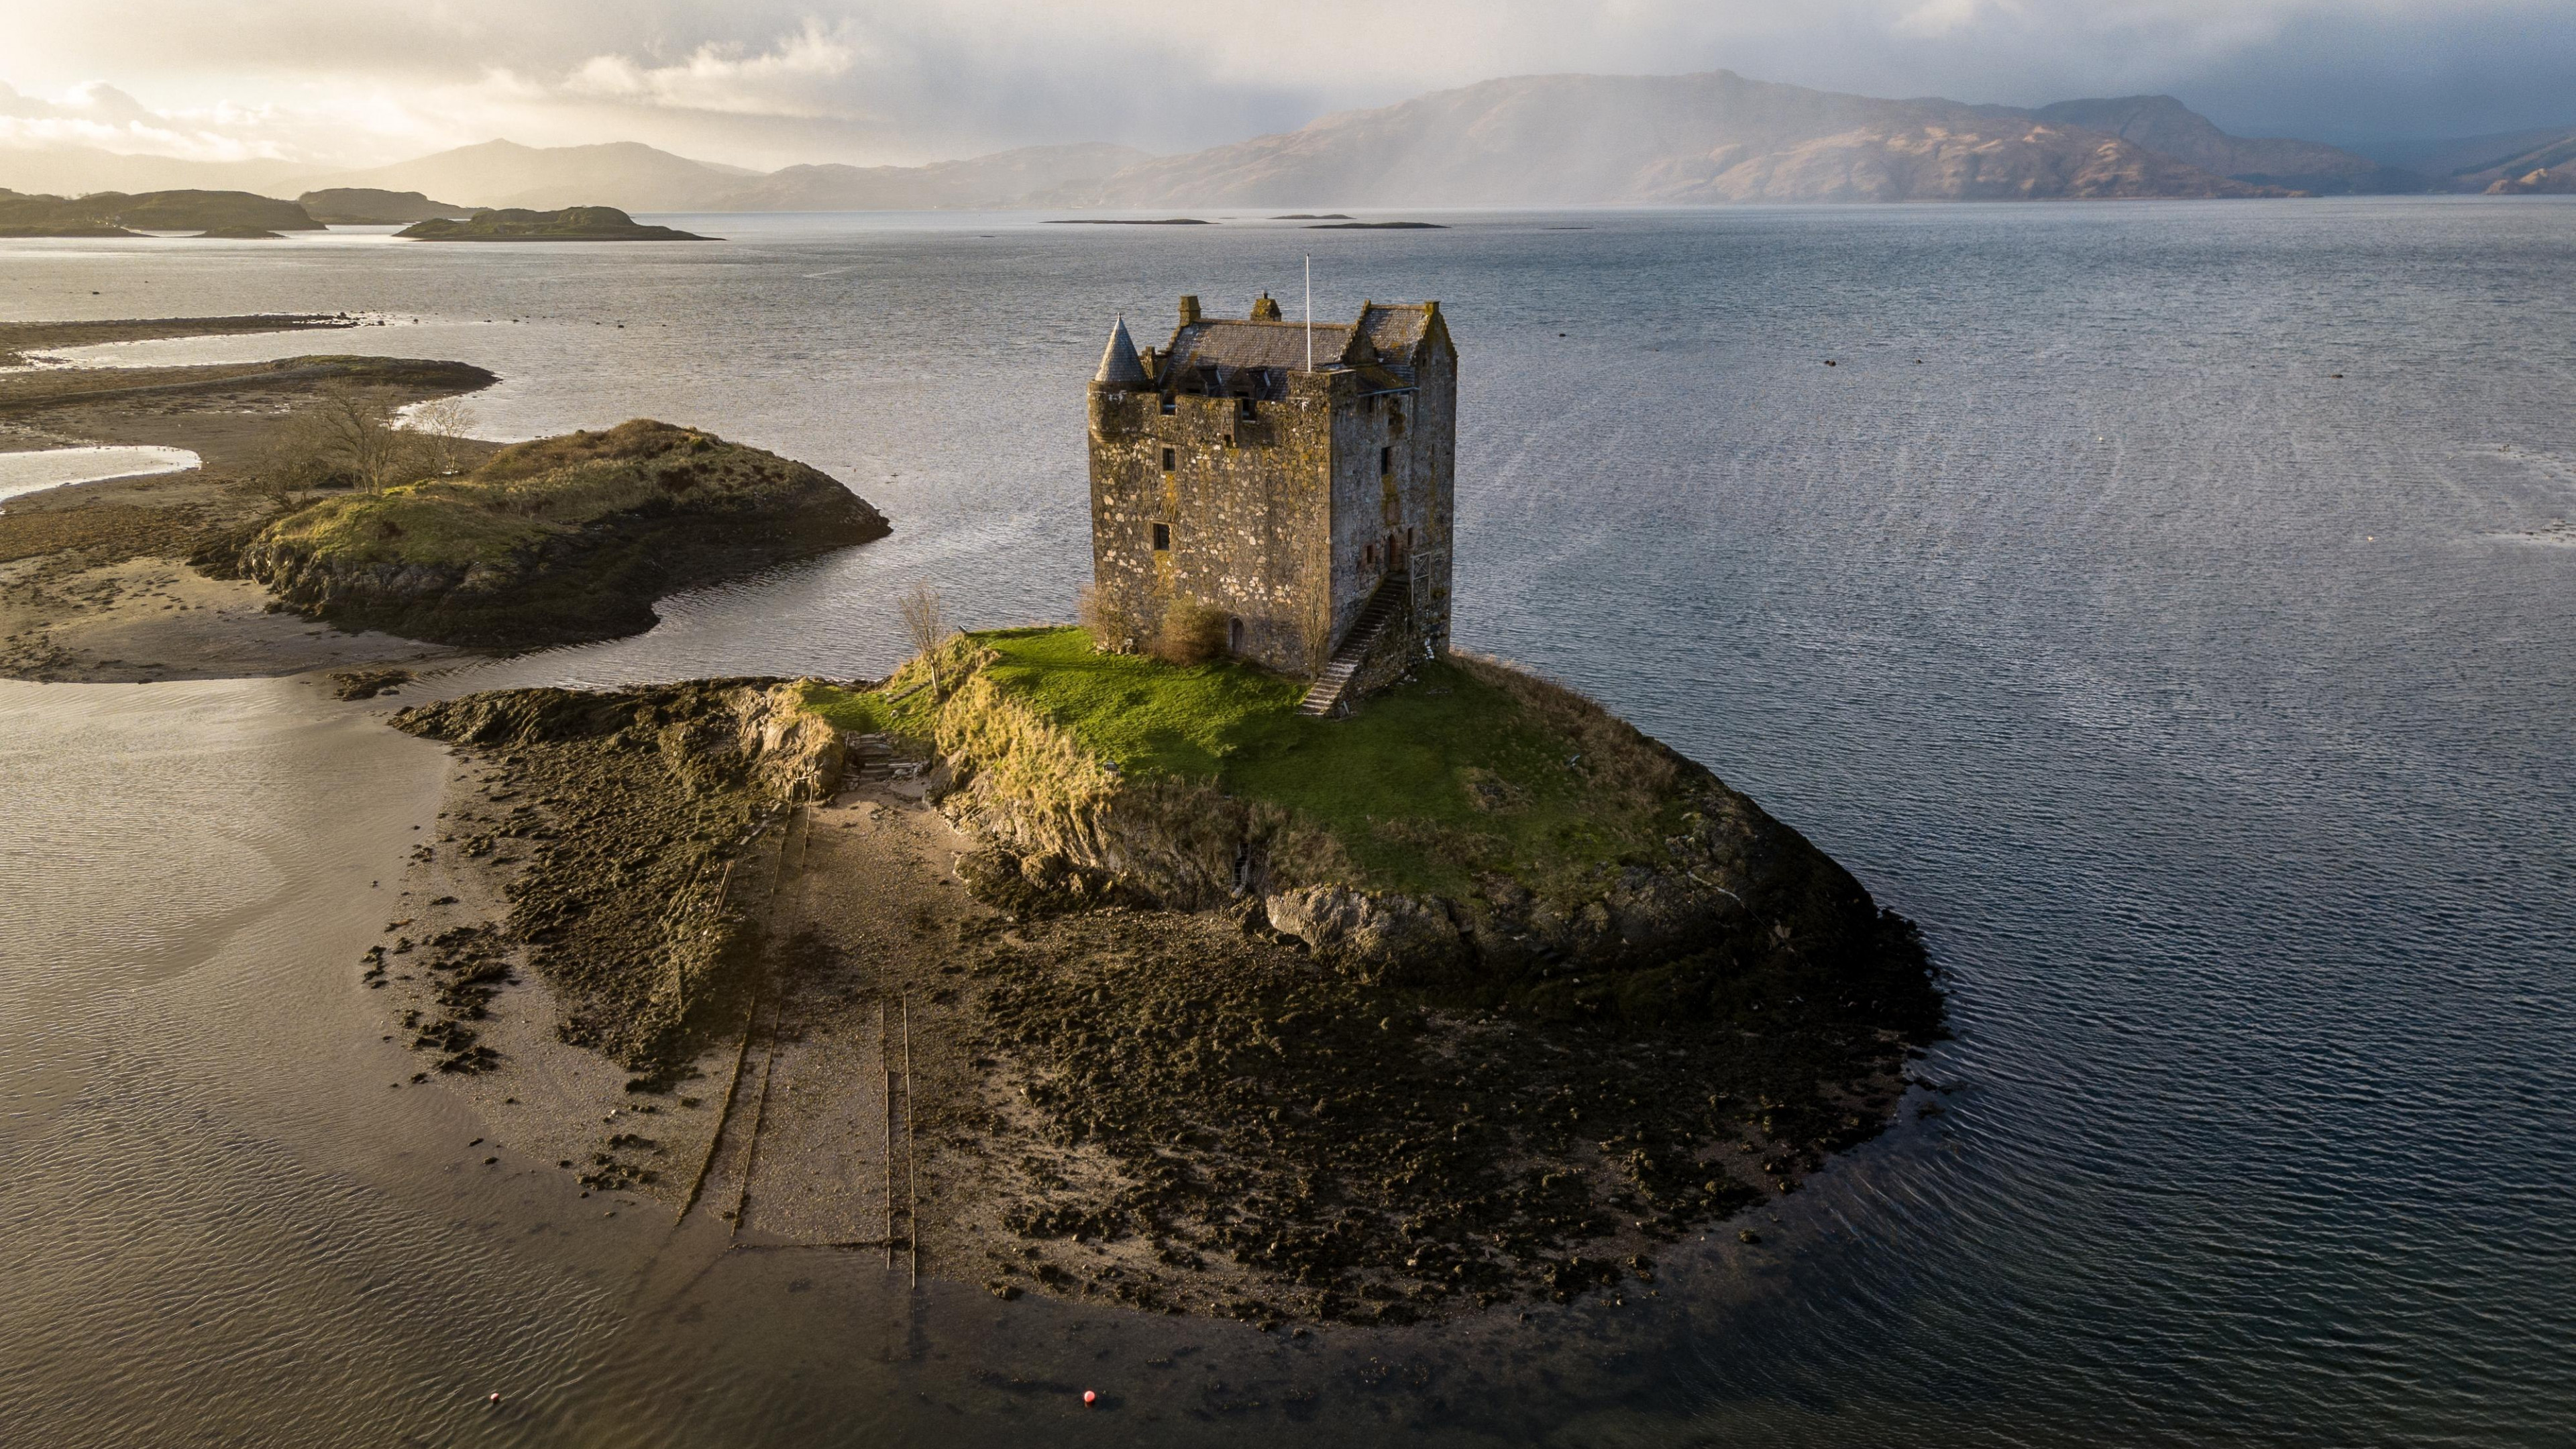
[978,625,1307,776]
[835,626,1678,898]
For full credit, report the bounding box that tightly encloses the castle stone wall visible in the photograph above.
[1087,299,1456,688]
[1088,382,1333,674]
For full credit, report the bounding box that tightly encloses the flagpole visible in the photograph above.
[1304,256,1313,370]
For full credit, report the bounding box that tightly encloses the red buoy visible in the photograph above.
[1083,1390,1097,1405]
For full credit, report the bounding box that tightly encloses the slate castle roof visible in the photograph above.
[1093,297,1448,402]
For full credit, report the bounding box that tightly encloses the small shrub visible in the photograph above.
[1151,597,1230,666]
[1077,584,1151,654]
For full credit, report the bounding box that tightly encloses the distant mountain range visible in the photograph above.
[3,70,2569,214]
[294,138,1152,213]
[1057,72,2333,205]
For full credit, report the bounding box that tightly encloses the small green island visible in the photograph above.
[396,206,715,241]
[297,188,472,224]
[205,419,887,646]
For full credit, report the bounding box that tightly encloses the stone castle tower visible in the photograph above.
[1087,292,1456,713]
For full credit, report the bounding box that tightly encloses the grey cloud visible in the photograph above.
[3,1,2570,168]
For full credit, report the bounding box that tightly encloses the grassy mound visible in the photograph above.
[236,419,888,645]
[810,625,1684,900]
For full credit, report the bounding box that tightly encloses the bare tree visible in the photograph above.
[306,382,416,492]
[898,579,953,696]
[404,395,480,477]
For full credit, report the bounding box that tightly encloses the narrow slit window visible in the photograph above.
[1161,447,1175,472]
[1236,394,1256,420]
[1379,445,1393,477]
[1152,522,1171,551]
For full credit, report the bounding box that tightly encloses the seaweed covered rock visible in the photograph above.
[392,678,840,1067]
[228,420,888,647]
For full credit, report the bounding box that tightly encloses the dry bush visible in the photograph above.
[1150,596,1230,666]
[1077,583,1152,653]
[898,578,955,694]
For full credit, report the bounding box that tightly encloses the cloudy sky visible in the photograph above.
[2,0,2571,172]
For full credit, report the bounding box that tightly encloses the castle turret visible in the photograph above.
[1093,315,1146,388]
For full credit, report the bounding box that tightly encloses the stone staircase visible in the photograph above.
[842,733,924,787]
[1297,572,1409,718]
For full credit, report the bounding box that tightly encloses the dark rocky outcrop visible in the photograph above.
[213,421,888,648]
[396,207,712,241]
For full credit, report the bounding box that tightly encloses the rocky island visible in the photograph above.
[358,292,1944,1330]
[396,206,715,241]
[297,188,473,224]
[204,419,887,647]
[0,188,325,236]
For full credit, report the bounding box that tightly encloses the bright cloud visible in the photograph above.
[564,19,868,117]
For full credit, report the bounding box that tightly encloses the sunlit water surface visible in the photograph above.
[2,202,2572,1446]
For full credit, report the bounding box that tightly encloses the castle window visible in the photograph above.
[1152,523,1171,551]
[1364,543,1377,569]
[1228,617,1244,653]
[1160,396,1176,415]
[1379,445,1393,478]
[1161,447,1175,472]
[1236,394,1256,421]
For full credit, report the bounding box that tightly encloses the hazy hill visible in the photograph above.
[2362,125,2576,186]
[297,188,472,223]
[713,143,1152,210]
[300,140,751,211]
[1061,71,2283,206]
[2023,96,2424,193]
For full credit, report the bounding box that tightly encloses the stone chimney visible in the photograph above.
[1178,294,1201,325]
[1250,292,1282,321]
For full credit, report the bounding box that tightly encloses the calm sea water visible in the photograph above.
[2,201,2572,1446]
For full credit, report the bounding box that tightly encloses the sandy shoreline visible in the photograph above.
[0,318,494,682]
